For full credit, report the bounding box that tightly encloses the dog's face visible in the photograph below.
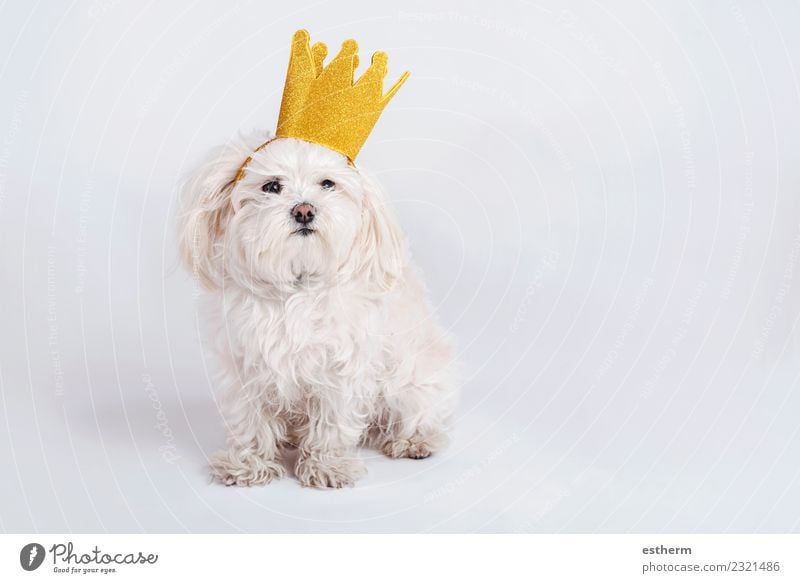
[180,135,403,291]
[229,138,365,284]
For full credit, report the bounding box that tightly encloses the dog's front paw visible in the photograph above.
[210,451,285,487]
[380,433,445,459]
[295,453,366,489]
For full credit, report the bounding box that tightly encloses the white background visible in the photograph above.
[1,0,799,533]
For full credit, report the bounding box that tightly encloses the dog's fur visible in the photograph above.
[178,132,457,488]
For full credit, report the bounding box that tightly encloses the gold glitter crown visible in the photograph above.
[235,29,409,181]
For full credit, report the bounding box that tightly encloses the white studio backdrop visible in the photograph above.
[1,0,799,533]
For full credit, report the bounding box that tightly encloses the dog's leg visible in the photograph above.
[210,382,286,487]
[294,394,367,489]
[376,382,454,460]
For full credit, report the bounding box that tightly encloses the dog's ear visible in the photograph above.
[349,175,405,292]
[177,143,244,289]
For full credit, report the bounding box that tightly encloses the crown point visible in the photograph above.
[371,51,388,72]
[341,39,358,54]
[293,29,310,43]
[311,42,327,58]
[382,70,410,103]
[311,42,328,75]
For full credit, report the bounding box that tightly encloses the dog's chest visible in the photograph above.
[238,291,380,385]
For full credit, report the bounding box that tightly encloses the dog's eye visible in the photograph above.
[320,179,335,190]
[262,181,282,194]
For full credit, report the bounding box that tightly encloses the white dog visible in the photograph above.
[178,132,457,488]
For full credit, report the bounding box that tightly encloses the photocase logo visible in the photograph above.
[20,543,46,571]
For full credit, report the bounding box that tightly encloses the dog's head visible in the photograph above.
[179,134,404,292]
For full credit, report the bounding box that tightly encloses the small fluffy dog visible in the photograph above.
[178,132,457,488]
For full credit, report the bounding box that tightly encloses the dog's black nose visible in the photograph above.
[291,203,315,225]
